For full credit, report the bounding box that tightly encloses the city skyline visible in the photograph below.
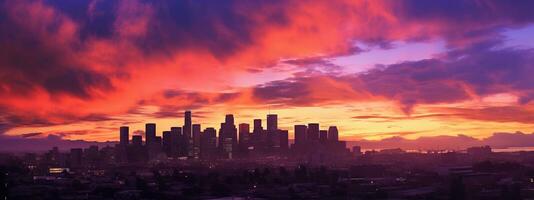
[1,1,534,147]
[110,109,348,162]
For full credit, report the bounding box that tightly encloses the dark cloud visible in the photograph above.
[0,0,114,99]
[131,1,289,59]
[0,111,115,135]
[284,57,344,76]
[356,39,534,112]
[21,132,42,138]
[359,59,472,113]
[253,78,313,106]
[389,0,534,46]
[250,38,534,115]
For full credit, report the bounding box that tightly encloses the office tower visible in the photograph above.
[219,114,237,159]
[267,114,278,132]
[147,135,162,160]
[183,110,192,138]
[145,123,156,146]
[239,123,250,145]
[192,124,201,159]
[266,114,279,151]
[171,127,182,136]
[225,114,235,126]
[279,130,289,150]
[252,119,263,151]
[218,122,225,148]
[294,125,307,146]
[162,131,174,157]
[201,127,217,160]
[171,127,183,156]
[183,111,193,157]
[253,119,262,132]
[307,123,320,141]
[319,130,328,143]
[119,126,129,146]
[132,135,143,146]
[239,123,250,154]
[328,126,339,141]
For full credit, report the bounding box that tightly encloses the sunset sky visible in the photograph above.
[1,0,534,143]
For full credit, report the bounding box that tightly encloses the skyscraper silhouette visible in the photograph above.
[253,119,262,132]
[252,119,263,152]
[119,126,129,146]
[145,123,156,146]
[201,127,217,160]
[183,110,192,139]
[192,124,202,159]
[239,123,251,153]
[162,131,174,156]
[267,114,278,132]
[266,114,279,150]
[328,126,338,141]
[307,123,319,141]
[294,125,307,146]
[220,114,237,159]
[183,110,193,157]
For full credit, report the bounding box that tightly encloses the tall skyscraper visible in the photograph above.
[171,127,182,136]
[201,127,217,160]
[225,114,234,126]
[294,125,307,145]
[162,131,174,156]
[119,126,129,146]
[193,124,201,144]
[239,123,250,153]
[183,110,192,139]
[307,123,320,141]
[328,126,339,141]
[252,119,263,152]
[294,125,307,151]
[267,114,278,132]
[192,124,202,159]
[219,114,237,159]
[239,123,250,145]
[253,119,262,132]
[183,111,193,157]
[145,123,156,146]
[171,127,184,156]
[266,114,279,150]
